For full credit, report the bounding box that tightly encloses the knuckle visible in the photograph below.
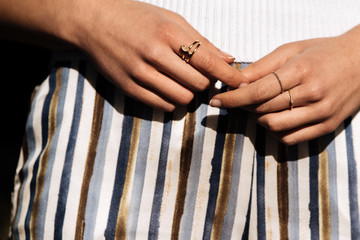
[316,101,334,119]
[293,57,312,78]
[321,121,335,134]
[321,120,337,134]
[252,85,268,102]
[198,54,217,74]
[156,21,175,40]
[145,46,165,65]
[225,69,241,87]
[306,84,322,102]
[130,63,148,80]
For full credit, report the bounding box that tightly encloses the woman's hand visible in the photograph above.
[210,25,360,145]
[0,0,244,111]
[67,0,246,111]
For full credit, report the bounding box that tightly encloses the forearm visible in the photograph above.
[0,0,93,49]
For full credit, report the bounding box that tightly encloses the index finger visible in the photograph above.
[171,39,248,88]
[209,62,301,108]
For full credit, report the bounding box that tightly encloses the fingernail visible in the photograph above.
[210,99,222,108]
[238,82,248,88]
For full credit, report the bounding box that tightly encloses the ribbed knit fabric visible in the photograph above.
[142,0,360,62]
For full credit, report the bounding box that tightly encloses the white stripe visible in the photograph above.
[297,142,311,239]
[135,109,165,240]
[335,124,351,239]
[157,107,186,239]
[43,67,79,239]
[62,71,97,238]
[190,104,220,240]
[265,137,280,240]
[352,111,360,217]
[92,91,125,239]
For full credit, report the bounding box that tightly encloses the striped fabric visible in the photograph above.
[9,60,360,239]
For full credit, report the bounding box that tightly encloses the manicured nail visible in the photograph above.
[238,82,248,88]
[221,51,235,59]
[210,99,222,108]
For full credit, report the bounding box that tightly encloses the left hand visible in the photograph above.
[210,25,360,145]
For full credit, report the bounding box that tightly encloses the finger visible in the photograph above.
[124,79,176,111]
[171,39,247,88]
[255,105,326,132]
[161,8,236,63]
[210,62,301,108]
[247,86,305,113]
[149,48,213,92]
[131,64,195,105]
[240,41,309,83]
[275,122,336,145]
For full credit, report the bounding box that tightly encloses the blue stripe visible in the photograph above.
[104,97,136,239]
[287,145,300,240]
[84,78,115,240]
[202,107,228,240]
[308,139,319,240]
[54,61,86,239]
[37,66,70,240]
[326,132,339,240]
[13,73,50,240]
[179,91,209,240]
[127,104,153,240]
[148,111,173,240]
[344,117,360,239]
[221,110,247,240]
[24,68,57,239]
[242,153,256,240]
[255,125,266,240]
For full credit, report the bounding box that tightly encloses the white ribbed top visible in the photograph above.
[141,0,360,62]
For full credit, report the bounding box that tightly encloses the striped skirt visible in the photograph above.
[10,59,360,239]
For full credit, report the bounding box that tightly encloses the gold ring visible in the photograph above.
[272,71,284,93]
[181,40,201,63]
[288,90,294,110]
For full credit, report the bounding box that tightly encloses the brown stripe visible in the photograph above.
[30,68,62,239]
[210,110,238,240]
[277,144,289,240]
[318,145,331,239]
[171,105,196,240]
[115,103,143,239]
[74,85,105,240]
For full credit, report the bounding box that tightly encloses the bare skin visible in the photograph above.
[0,0,245,111]
[2,0,360,144]
[211,25,360,145]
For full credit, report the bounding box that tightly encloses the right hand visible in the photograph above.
[63,0,247,111]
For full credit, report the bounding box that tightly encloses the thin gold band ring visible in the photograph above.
[288,90,294,110]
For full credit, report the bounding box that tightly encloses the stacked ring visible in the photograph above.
[180,40,201,63]
[288,90,294,110]
[272,71,284,93]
